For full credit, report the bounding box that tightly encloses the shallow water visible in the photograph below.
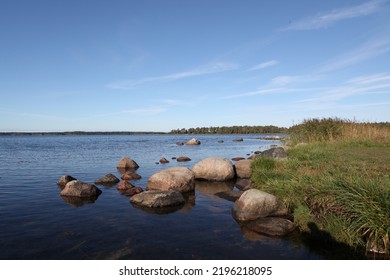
[0,134,323,259]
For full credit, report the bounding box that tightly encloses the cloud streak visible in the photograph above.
[283,0,383,31]
[106,62,238,90]
[246,60,279,71]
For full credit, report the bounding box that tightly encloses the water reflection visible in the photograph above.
[195,180,242,202]
[61,195,100,207]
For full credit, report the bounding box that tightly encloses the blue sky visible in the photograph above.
[1,0,389,132]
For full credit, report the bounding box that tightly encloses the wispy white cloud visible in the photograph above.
[246,60,279,71]
[347,73,390,85]
[320,37,390,72]
[283,0,384,31]
[297,72,390,103]
[222,87,286,99]
[106,62,238,90]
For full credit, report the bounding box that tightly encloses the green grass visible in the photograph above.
[251,118,390,257]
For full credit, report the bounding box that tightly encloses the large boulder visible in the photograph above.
[146,167,195,193]
[116,157,139,169]
[186,138,201,145]
[192,157,235,181]
[261,147,287,160]
[234,159,252,179]
[60,180,102,198]
[95,173,120,185]
[232,189,288,221]
[130,190,185,208]
[244,217,295,236]
[57,175,77,188]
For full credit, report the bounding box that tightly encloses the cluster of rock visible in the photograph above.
[57,145,294,237]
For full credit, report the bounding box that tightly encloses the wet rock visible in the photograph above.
[234,159,252,179]
[60,180,102,198]
[215,190,243,202]
[244,217,295,237]
[116,157,139,169]
[130,190,185,208]
[192,157,235,181]
[218,140,224,143]
[117,180,135,191]
[232,189,288,222]
[123,186,144,197]
[121,171,142,180]
[176,156,191,162]
[159,157,170,164]
[176,142,184,146]
[261,147,287,160]
[146,167,195,193]
[57,175,77,188]
[235,178,252,190]
[233,138,243,142]
[186,138,201,145]
[95,173,120,185]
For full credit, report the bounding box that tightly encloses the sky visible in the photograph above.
[0,0,389,132]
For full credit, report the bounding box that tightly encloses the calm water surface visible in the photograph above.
[0,134,322,260]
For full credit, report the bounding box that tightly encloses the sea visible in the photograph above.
[0,134,324,260]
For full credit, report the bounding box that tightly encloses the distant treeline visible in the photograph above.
[169,125,288,134]
[0,131,167,136]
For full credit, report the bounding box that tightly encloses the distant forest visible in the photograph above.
[169,125,288,134]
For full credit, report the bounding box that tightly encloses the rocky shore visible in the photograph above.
[56,139,293,237]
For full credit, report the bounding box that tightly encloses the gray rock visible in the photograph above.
[234,159,252,179]
[244,217,295,236]
[192,157,235,181]
[130,190,185,208]
[95,173,120,185]
[57,175,77,188]
[146,167,195,193]
[116,157,139,169]
[232,189,288,221]
[261,147,287,159]
[60,180,102,198]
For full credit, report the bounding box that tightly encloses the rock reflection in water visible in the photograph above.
[61,195,100,207]
[130,203,184,215]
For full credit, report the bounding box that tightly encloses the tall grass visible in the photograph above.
[289,117,390,145]
[251,118,390,257]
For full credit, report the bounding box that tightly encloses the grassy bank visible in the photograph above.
[251,118,390,257]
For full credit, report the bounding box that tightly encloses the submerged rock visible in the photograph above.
[57,175,77,188]
[146,167,195,193]
[60,180,102,198]
[130,190,185,208]
[232,189,288,222]
[244,217,295,237]
[117,180,135,191]
[192,157,235,181]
